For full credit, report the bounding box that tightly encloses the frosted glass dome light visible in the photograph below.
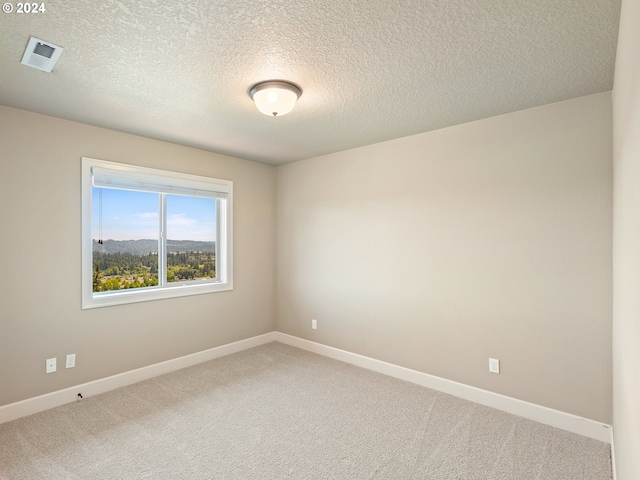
[249,80,302,117]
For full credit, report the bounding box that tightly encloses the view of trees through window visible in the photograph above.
[92,188,217,293]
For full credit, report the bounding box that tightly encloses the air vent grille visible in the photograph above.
[21,37,63,73]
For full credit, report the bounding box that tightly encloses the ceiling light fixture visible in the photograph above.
[248,80,302,117]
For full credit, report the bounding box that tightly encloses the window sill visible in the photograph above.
[82,281,233,309]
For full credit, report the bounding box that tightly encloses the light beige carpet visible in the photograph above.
[0,342,612,479]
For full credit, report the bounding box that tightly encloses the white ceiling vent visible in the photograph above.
[21,37,63,73]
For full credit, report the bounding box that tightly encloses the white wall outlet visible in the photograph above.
[66,353,76,369]
[311,319,317,330]
[46,358,56,373]
[489,358,500,374]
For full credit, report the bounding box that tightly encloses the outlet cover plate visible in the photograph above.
[46,358,56,373]
[489,358,500,374]
[66,353,76,369]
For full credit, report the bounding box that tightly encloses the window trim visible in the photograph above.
[81,157,233,309]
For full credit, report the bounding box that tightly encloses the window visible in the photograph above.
[82,157,232,309]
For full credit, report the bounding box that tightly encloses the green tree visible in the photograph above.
[93,261,102,292]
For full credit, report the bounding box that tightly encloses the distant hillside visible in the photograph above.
[93,239,214,254]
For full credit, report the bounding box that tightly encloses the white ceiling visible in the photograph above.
[0,0,620,165]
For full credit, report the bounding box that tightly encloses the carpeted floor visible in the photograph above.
[0,342,612,479]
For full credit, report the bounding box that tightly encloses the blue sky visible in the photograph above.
[92,188,216,241]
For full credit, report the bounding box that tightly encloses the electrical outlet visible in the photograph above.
[66,353,76,369]
[311,319,317,330]
[489,358,500,374]
[46,358,56,373]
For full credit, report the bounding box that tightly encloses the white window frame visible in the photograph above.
[81,157,233,309]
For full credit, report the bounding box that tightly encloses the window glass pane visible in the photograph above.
[92,187,159,292]
[166,195,216,283]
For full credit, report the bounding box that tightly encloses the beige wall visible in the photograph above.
[0,106,276,406]
[0,90,615,428]
[612,0,640,477]
[276,92,613,423]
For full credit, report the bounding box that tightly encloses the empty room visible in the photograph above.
[0,0,638,479]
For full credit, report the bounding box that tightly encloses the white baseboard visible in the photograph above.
[0,332,277,425]
[0,330,613,447]
[274,332,612,444]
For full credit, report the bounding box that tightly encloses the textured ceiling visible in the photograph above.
[0,0,620,165]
